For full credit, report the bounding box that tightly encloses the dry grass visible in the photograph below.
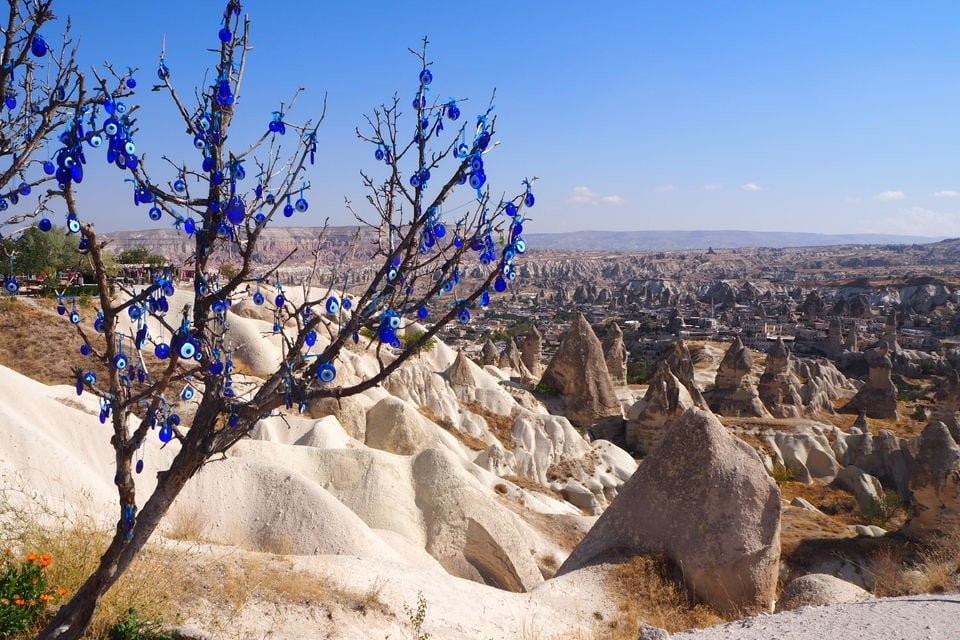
[463,401,515,448]
[418,405,490,451]
[603,556,725,636]
[779,480,860,525]
[162,502,209,542]
[871,532,960,597]
[503,474,564,500]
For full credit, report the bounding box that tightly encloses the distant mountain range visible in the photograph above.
[524,229,948,251]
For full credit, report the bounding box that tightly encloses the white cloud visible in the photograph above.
[568,186,624,206]
[654,185,677,193]
[933,190,959,199]
[741,182,761,192]
[701,184,723,192]
[875,190,905,201]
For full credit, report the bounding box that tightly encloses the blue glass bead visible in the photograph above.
[494,276,507,293]
[89,134,103,148]
[469,172,485,189]
[295,197,308,212]
[18,181,29,195]
[419,69,432,85]
[417,306,428,320]
[481,291,490,306]
[4,278,18,294]
[389,315,401,330]
[183,218,196,234]
[202,156,214,172]
[375,148,384,161]
[113,354,128,370]
[209,361,224,376]
[453,236,463,248]
[458,308,470,324]
[155,343,170,359]
[326,297,339,314]
[409,174,421,188]
[283,202,294,217]
[38,218,51,232]
[343,298,353,310]
[225,197,245,224]
[318,363,336,383]
[212,171,224,185]
[525,192,535,207]
[126,77,136,89]
[219,27,231,42]
[477,132,491,150]
[228,414,240,428]
[447,104,460,120]
[433,223,446,238]
[135,459,144,474]
[505,202,518,217]
[252,291,264,305]
[470,156,483,172]
[66,216,80,234]
[43,160,55,175]
[157,62,169,79]
[4,94,15,110]
[70,310,81,324]
[275,294,285,306]
[128,306,142,320]
[305,330,317,347]
[30,36,47,57]
[178,340,196,359]
[148,207,162,221]
[159,426,173,443]
[515,239,526,253]
[56,304,66,315]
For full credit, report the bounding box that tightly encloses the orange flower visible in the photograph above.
[57,588,68,596]
[39,594,52,602]
[40,554,52,567]
[14,599,25,606]
[4,548,11,556]
[25,553,38,562]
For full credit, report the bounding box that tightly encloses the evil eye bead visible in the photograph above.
[178,340,197,359]
[505,202,518,217]
[70,310,81,324]
[180,385,195,401]
[477,131,491,150]
[56,303,66,315]
[228,414,240,428]
[154,343,170,359]
[389,315,401,330]
[158,426,173,443]
[525,191,535,207]
[458,308,471,324]
[275,293,286,306]
[417,306,428,319]
[67,216,81,234]
[183,217,196,234]
[375,147,384,161]
[494,276,507,293]
[126,77,137,89]
[148,206,162,221]
[419,69,433,85]
[113,354,128,370]
[135,459,144,474]
[128,306,142,320]
[104,120,119,136]
[218,27,231,42]
[38,218,52,232]
[89,134,103,147]
[83,371,97,385]
[283,202,294,217]
[4,94,15,110]
[43,160,55,175]
[193,134,205,149]
[515,239,526,253]
[173,178,186,192]
[18,181,30,195]
[80,344,93,356]
[318,363,337,383]
[481,290,490,306]
[342,298,352,310]
[447,103,460,120]
[211,299,226,314]
[4,278,19,294]
[295,197,308,212]
[469,172,486,189]
[124,141,136,155]
[325,297,340,314]
[305,330,317,347]
[30,35,47,57]
[252,291,265,305]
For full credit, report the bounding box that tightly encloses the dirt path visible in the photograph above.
[673,594,960,640]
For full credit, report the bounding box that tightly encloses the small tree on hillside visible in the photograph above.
[38,3,534,638]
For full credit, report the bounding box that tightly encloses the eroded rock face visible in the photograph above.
[559,408,781,615]
[902,421,960,541]
[776,574,870,612]
[662,339,708,409]
[539,313,623,427]
[481,339,500,366]
[758,337,805,418]
[707,337,770,418]
[520,325,543,379]
[840,343,899,420]
[601,322,628,386]
[626,362,695,455]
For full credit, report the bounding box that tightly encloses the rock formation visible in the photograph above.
[626,362,695,455]
[539,313,623,427]
[776,574,870,612]
[758,337,805,418]
[707,337,770,417]
[520,325,543,379]
[902,421,960,541]
[840,342,899,420]
[662,339,708,408]
[481,339,499,366]
[601,322,628,386]
[559,408,781,615]
[498,337,523,371]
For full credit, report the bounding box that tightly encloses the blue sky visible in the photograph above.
[48,1,960,236]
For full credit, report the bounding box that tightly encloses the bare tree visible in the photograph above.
[38,4,533,639]
[0,0,133,289]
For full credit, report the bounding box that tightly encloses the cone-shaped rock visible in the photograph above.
[707,337,770,418]
[498,337,523,371]
[626,361,694,454]
[840,342,898,419]
[539,313,623,426]
[601,322,628,386]
[447,349,481,388]
[758,337,805,418]
[662,339,708,408]
[481,339,500,366]
[902,421,960,541]
[521,325,543,379]
[558,408,781,615]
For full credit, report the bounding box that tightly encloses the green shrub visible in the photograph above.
[0,550,64,637]
[534,381,559,396]
[108,608,179,640]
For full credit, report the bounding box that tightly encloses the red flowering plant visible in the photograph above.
[0,549,65,637]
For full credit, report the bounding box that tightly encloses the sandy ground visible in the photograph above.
[674,595,960,640]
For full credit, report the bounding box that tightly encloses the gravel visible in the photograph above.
[673,594,960,640]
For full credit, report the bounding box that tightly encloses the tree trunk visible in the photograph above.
[36,444,207,639]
